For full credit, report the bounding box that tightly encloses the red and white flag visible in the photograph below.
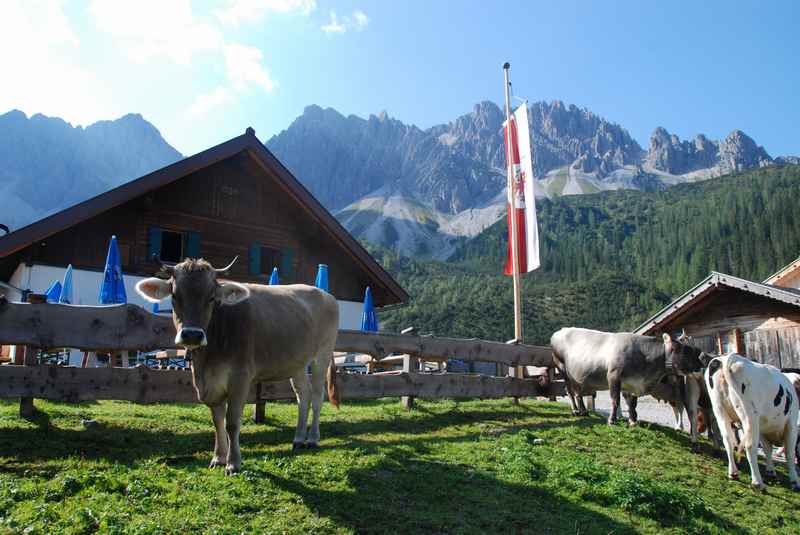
[503,104,540,275]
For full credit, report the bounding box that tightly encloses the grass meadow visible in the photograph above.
[0,398,798,534]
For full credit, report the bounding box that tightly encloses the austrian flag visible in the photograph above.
[503,104,540,275]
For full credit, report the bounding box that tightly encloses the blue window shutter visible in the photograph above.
[280,248,294,280]
[148,227,162,261]
[249,243,261,275]
[186,231,200,258]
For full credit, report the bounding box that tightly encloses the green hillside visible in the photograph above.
[374,164,800,344]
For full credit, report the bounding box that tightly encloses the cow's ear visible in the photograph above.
[136,277,172,303]
[662,333,673,349]
[217,281,250,306]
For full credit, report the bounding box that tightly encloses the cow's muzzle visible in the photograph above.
[176,327,207,349]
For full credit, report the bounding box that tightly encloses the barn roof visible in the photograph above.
[763,255,800,286]
[633,271,800,335]
[0,128,408,305]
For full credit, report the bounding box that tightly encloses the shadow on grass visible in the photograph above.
[259,457,643,535]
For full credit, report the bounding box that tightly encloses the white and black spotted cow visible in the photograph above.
[705,354,799,490]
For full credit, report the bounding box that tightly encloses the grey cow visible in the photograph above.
[136,258,340,475]
[550,327,709,425]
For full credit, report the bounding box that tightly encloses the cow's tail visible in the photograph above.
[720,355,750,460]
[327,354,341,409]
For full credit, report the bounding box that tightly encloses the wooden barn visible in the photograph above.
[0,127,407,364]
[634,258,800,368]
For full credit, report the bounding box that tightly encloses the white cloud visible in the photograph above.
[353,10,369,30]
[0,1,121,126]
[321,11,346,34]
[321,9,369,35]
[89,0,222,65]
[215,0,316,26]
[224,43,275,92]
[186,87,232,119]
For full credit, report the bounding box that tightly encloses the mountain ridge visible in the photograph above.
[0,110,182,232]
[267,100,789,257]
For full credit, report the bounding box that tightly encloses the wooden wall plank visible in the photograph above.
[0,365,565,403]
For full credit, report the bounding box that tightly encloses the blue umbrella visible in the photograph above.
[314,264,329,292]
[44,280,62,303]
[361,286,379,332]
[269,267,280,285]
[59,264,74,304]
[99,235,127,304]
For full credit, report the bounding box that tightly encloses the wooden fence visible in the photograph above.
[0,297,562,416]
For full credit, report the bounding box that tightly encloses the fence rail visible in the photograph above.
[0,298,561,411]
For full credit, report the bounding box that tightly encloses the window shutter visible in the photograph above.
[186,231,200,258]
[249,243,261,276]
[148,227,162,261]
[280,248,294,280]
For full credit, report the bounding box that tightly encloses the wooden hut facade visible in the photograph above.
[634,260,800,368]
[0,128,408,366]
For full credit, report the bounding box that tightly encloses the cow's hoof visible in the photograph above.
[292,442,304,451]
[791,482,800,492]
[627,420,638,428]
[765,469,778,479]
[209,457,224,469]
[305,442,319,449]
[750,482,766,491]
[225,464,240,476]
[728,473,739,481]
[607,418,617,426]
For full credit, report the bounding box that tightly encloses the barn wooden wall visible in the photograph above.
[667,288,800,368]
[9,152,396,304]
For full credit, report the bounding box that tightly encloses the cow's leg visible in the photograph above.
[623,392,638,426]
[740,411,764,490]
[224,385,248,476]
[564,377,583,416]
[306,354,328,448]
[762,438,777,479]
[608,374,621,425]
[208,402,228,469]
[784,421,800,490]
[710,399,739,480]
[686,376,701,446]
[290,367,312,449]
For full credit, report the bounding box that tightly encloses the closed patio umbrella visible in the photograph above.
[269,267,280,285]
[99,235,127,305]
[59,265,74,304]
[314,264,329,292]
[44,280,62,303]
[361,286,378,332]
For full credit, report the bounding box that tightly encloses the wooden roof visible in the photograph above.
[0,128,408,305]
[763,255,800,286]
[634,271,800,335]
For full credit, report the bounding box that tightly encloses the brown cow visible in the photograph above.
[136,257,340,475]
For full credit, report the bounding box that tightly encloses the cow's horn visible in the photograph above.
[152,254,176,279]
[214,256,238,275]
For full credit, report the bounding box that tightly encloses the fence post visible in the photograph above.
[19,293,46,418]
[401,354,418,410]
[506,338,521,405]
[253,383,266,423]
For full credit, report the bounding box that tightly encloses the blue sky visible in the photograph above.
[1,1,797,157]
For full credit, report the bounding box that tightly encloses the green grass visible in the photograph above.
[0,398,798,534]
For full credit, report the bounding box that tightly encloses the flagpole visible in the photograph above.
[503,62,524,348]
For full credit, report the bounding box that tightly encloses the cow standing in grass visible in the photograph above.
[136,258,340,475]
[705,355,799,490]
[550,328,710,426]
